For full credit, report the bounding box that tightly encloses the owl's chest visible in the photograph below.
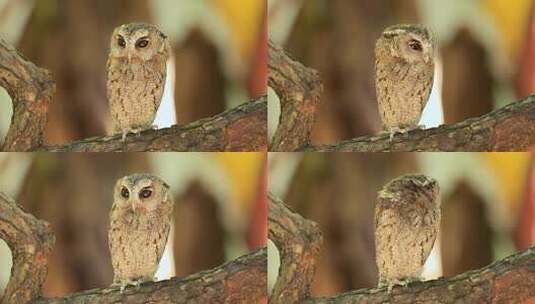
[114,214,166,255]
[111,63,163,83]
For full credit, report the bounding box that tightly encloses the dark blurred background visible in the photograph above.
[0,0,267,145]
[268,152,534,296]
[0,152,266,298]
[268,0,535,143]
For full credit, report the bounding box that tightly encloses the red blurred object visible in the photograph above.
[247,155,267,249]
[514,155,535,249]
[516,4,535,98]
[247,3,267,98]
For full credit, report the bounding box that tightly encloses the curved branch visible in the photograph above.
[0,192,55,304]
[43,97,267,152]
[268,40,322,152]
[0,38,266,152]
[0,38,55,152]
[268,40,535,152]
[268,193,535,303]
[268,193,322,304]
[32,248,267,304]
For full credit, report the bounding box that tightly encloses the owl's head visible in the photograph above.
[379,24,435,64]
[379,174,440,206]
[113,173,171,214]
[109,22,170,62]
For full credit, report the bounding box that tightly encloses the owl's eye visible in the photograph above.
[408,39,422,51]
[136,39,149,48]
[117,36,126,48]
[120,187,129,199]
[139,188,152,199]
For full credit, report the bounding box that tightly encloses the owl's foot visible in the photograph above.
[382,125,425,141]
[378,277,419,294]
[381,127,409,141]
[119,127,150,141]
[113,277,152,293]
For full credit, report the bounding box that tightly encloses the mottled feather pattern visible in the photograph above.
[375,174,440,287]
[108,174,173,286]
[375,24,436,131]
[106,23,170,136]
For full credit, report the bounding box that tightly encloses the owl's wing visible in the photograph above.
[415,212,439,266]
[108,202,121,254]
[419,67,435,114]
[375,204,403,256]
[154,193,174,263]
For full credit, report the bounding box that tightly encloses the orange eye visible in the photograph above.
[140,188,152,199]
[120,187,129,198]
[136,39,149,48]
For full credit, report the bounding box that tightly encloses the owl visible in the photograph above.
[108,173,174,290]
[375,24,436,134]
[374,174,440,288]
[107,23,171,140]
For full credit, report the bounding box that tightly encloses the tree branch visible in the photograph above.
[0,38,266,152]
[32,249,267,304]
[0,192,55,304]
[268,40,322,152]
[0,191,267,304]
[268,41,535,152]
[268,193,535,303]
[307,94,535,152]
[0,38,55,152]
[268,193,322,304]
[43,97,267,152]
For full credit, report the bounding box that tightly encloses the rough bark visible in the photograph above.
[268,193,322,304]
[0,191,267,304]
[0,192,55,304]
[268,193,535,304]
[307,94,535,152]
[31,249,266,304]
[43,97,267,152]
[269,41,535,152]
[0,38,55,152]
[268,40,322,152]
[0,38,266,152]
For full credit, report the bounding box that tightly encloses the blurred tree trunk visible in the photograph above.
[18,0,152,144]
[440,181,493,276]
[16,153,150,297]
[442,28,494,124]
[285,0,418,143]
[173,30,225,125]
[173,181,225,277]
[284,153,417,295]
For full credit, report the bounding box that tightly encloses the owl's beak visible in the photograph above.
[131,202,146,214]
[127,53,132,63]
